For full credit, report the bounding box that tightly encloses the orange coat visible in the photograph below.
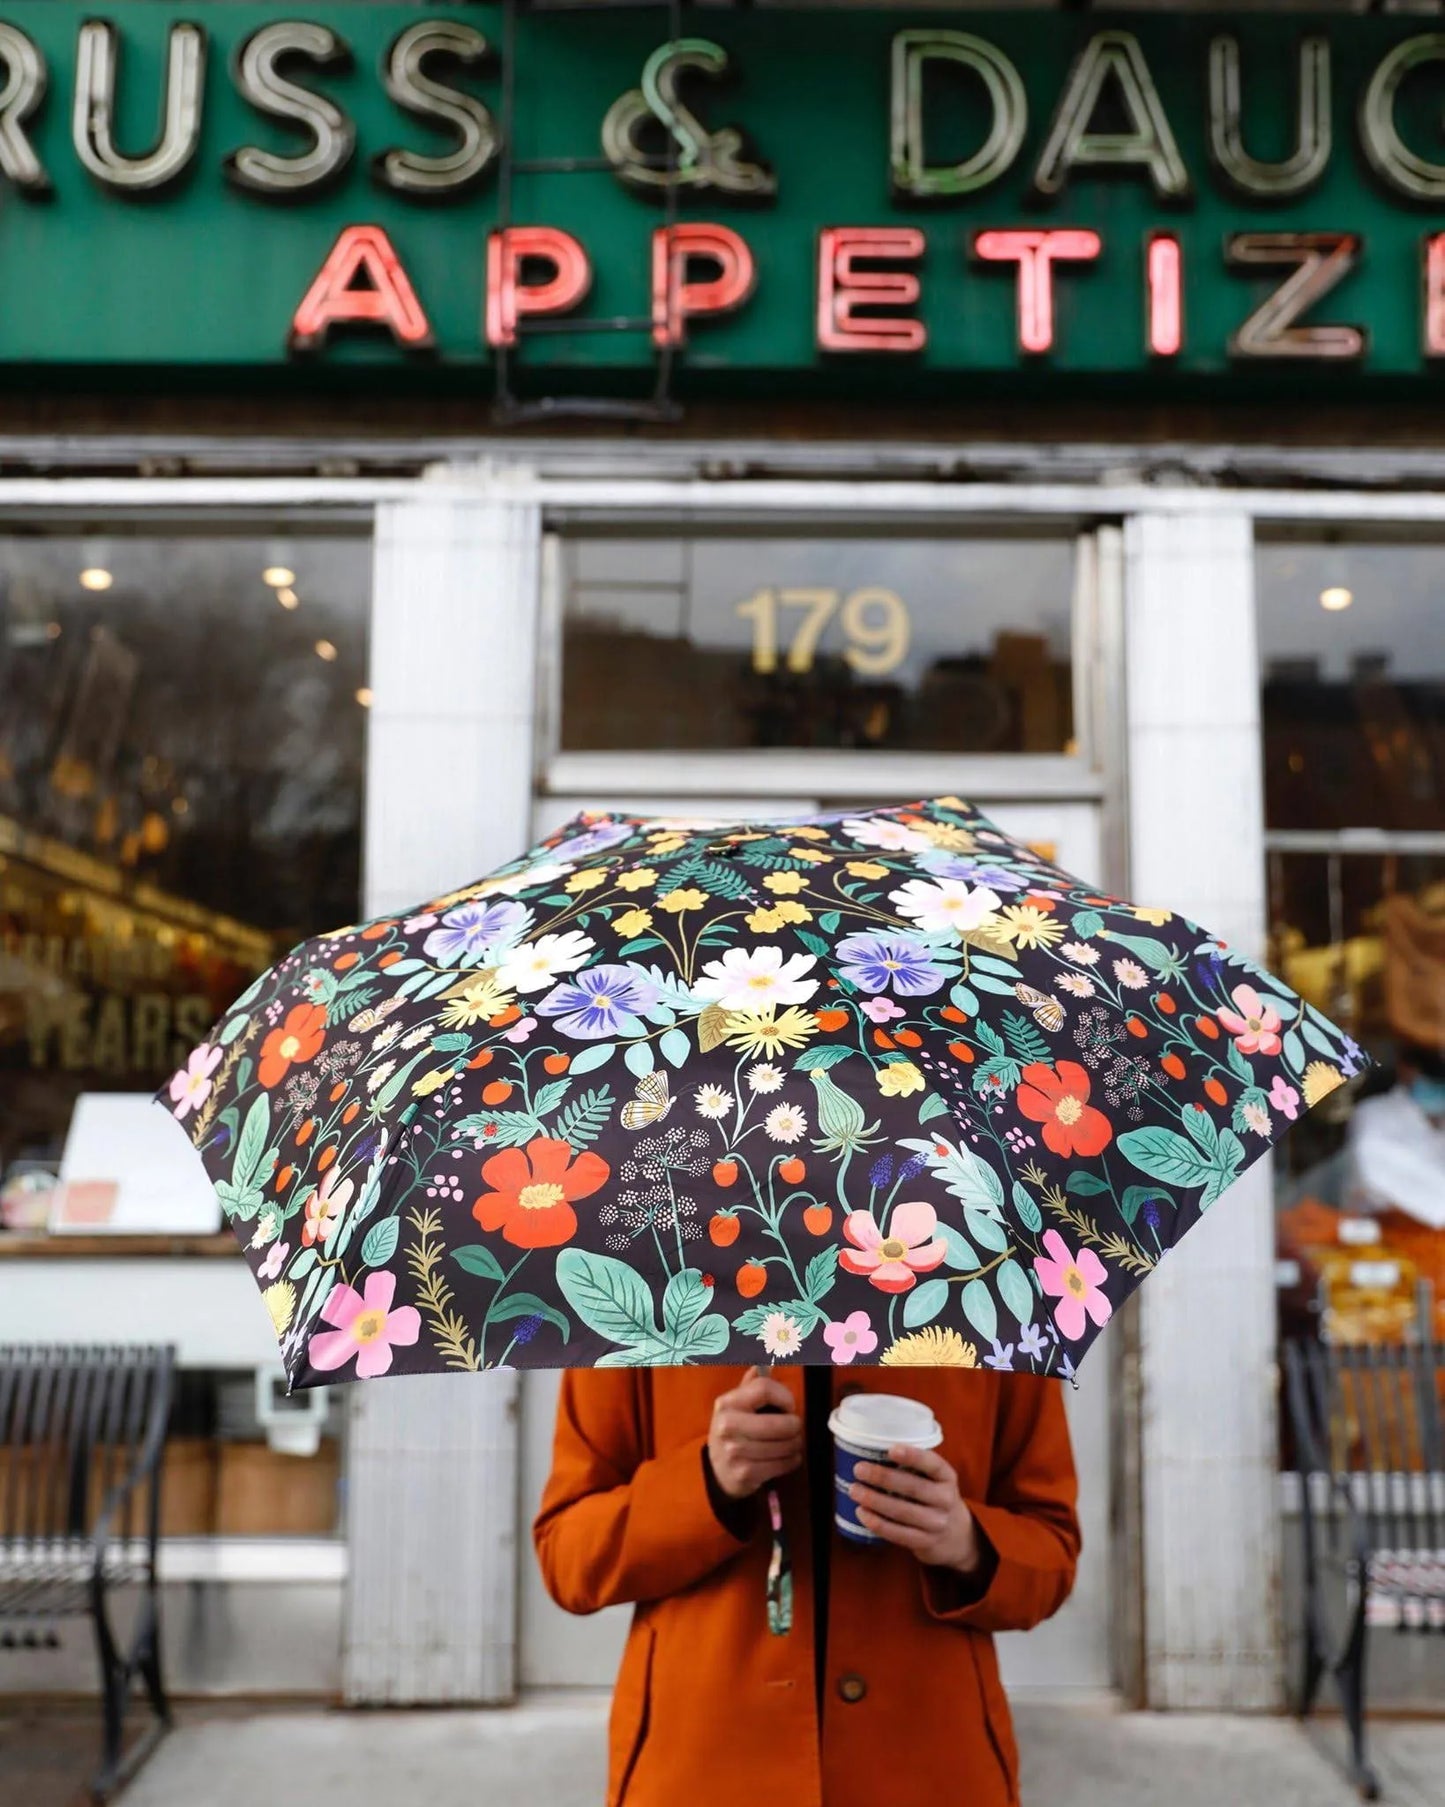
[534,1365,1080,1807]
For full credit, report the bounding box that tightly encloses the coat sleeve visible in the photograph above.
[533,1369,753,1614]
[920,1373,1081,1634]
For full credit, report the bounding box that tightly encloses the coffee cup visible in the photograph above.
[827,1392,943,1545]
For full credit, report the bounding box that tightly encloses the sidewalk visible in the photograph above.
[111,1694,1444,1807]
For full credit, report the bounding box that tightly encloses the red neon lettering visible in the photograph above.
[1425,234,1445,357]
[816,226,926,354]
[972,228,1101,354]
[290,225,433,353]
[485,227,591,348]
[651,224,755,348]
[1146,233,1183,358]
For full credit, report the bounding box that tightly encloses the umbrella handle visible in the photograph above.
[765,1484,793,1636]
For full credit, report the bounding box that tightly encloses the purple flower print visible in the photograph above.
[984,1339,1015,1372]
[424,899,530,966]
[537,963,659,1038]
[556,820,633,862]
[835,931,954,997]
[916,850,1026,892]
[1018,1322,1049,1362]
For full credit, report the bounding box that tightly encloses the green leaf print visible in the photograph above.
[997,1259,1035,1328]
[662,1268,712,1336]
[556,1249,661,1348]
[554,1086,614,1149]
[961,1279,998,1343]
[452,1244,506,1282]
[233,1093,272,1192]
[361,1217,400,1268]
[1011,1181,1043,1233]
[490,1294,571,1344]
[902,1279,949,1328]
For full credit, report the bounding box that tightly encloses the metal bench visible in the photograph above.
[1283,1336,1445,1800]
[0,1343,175,1798]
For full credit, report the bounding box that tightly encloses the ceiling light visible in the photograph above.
[315,639,338,662]
[80,568,113,592]
[263,566,296,588]
[355,686,373,707]
[1319,585,1353,611]
[276,587,299,610]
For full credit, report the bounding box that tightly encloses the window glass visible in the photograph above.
[559,532,1076,754]
[1258,539,1445,1351]
[0,527,370,1220]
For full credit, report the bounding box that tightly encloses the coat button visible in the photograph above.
[837,1673,867,1704]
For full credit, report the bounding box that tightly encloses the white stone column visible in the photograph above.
[342,480,541,1704]
[1123,509,1282,1711]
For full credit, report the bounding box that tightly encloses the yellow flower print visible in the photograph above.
[847,860,889,880]
[994,904,1066,950]
[411,1066,455,1098]
[565,867,609,893]
[439,972,512,1027]
[1302,1061,1345,1106]
[1132,905,1173,926]
[877,1059,925,1098]
[616,867,658,892]
[788,825,830,841]
[763,871,809,895]
[613,907,654,937]
[264,1281,297,1336]
[882,1328,977,1368]
[648,832,689,854]
[748,900,813,931]
[917,822,976,853]
[724,1007,819,1057]
[659,887,708,913]
[793,848,833,864]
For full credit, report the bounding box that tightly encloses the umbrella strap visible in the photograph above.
[765,1485,793,1636]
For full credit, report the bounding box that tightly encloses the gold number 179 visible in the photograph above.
[734,586,909,676]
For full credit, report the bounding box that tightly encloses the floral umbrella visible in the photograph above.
[157,798,1363,1388]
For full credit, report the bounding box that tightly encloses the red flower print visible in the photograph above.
[472,1136,610,1250]
[1015,1060,1113,1159]
[258,1003,327,1090]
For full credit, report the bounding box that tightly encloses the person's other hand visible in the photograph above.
[850,1445,985,1574]
[706,1366,804,1500]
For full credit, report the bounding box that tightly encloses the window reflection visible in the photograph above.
[559,533,1076,754]
[1259,539,1445,1350]
[0,529,370,1210]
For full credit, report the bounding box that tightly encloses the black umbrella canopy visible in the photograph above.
[158,798,1363,1387]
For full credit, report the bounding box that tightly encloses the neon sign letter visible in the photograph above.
[651,223,754,348]
[1146,232,1182,357]
[484,227,591,348]
[290,224,433,353]
[1225,231,1364,360]
[817,226,926,353]
[890,31,1026,201]
[74,20,205,194]
[972,228,1101,354]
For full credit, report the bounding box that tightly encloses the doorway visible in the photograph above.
[515,517,1121,1697]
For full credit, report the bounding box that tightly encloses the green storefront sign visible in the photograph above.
[7,5,1445,388]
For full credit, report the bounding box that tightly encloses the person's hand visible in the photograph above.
[706,1366,804,1501]
[849,1445,986,1574]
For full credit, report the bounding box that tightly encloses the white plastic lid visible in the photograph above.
[828,1392,943,1451]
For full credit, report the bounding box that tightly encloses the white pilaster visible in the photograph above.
[1124,510,1282,1710]
[343,481,541,1705]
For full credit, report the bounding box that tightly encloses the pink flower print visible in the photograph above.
[302,1167,353,1249]
[861,996,906,1025]
[1216,984,1283,1058]
[839,1200,947,1294]
[1269,1074,1300,1121]
[308,1270,420,1379]
[259,1241,289,1281]
[1034,1229,1112,1342]
[823,1310,879,1365]
[169,1043,223,1119]
[504,1015,538,1044]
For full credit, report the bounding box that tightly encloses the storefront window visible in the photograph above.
[1260,537,1445,1350]
[558,531,1077,754]
[0,527,370,1228]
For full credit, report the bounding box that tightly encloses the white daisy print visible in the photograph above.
[843,814,934,853]
[694,1084,734,1120]
[1113,958,1149,989]
[747,1062,785,1094]
[760,1312,804,1359]
[1061,941,1100,966]
[497,930,596,995]
[1056,973,1095,998]
[765,1102,808,1143]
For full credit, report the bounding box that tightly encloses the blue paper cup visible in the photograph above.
[828,1393,943,1546]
